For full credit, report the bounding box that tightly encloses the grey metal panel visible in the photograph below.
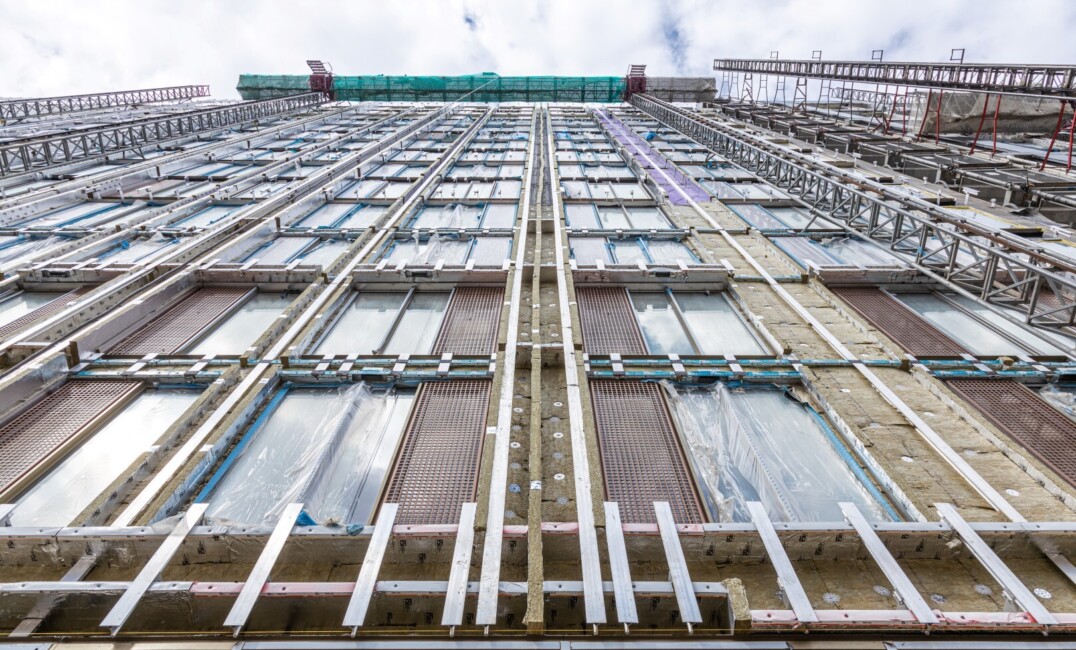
[839,502,938,624]
[223,502,303,635]
[343,502,398,634]
[935,502,1058,626]
[654,501,702,629]
[441,502,477,628]
[746,501,817,623]
[101,503,208,634]
[603,502,639,628]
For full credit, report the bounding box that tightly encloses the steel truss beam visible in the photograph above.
[831,85,915,106]
[0,85,210,123]
[631,94,1076,329]
[713,58,1076,101]
[0,92,325,176]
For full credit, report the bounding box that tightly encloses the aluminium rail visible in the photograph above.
[630,93,1076,329]
[713,58,1076,102]
[0,92,326,176]
[0,85,211,123]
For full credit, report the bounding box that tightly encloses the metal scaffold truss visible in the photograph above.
[0,85,211,122]
[0,92,325,177]
[631,93,1076,329]
[713,58,1076,101]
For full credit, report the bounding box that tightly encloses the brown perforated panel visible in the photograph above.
[383,380,490,525]
[0,287,89,341]
[0,380,141,491]
[946,379,1076,488]
[433,287,503,355]
[576,286,645,355]
[831,286,967,357]
[109,287,250,355]
[590,380,703,524]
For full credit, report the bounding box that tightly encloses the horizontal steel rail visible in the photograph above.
[0,92,325,176]
[713,58,1076,101]
[0,85,210,122]
[631,93,1076,328]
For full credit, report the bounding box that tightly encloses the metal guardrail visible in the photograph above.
[0,85,211,122]
[713,58,1076,101]
[631,93,1076,329]
[0,92,325,176]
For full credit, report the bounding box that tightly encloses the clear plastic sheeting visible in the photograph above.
[9,389,199,527]
[1040,384,1076,421]
[383,235,470,266]
[663,382,893,523]
[381,235,511,267]
[410,204,517,229]
[200,384,414,526]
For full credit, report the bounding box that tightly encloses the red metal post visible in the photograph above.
[916,89,934,141]
[934,90,944,143]
[1066,101,1075,174]
[969,93,991,155]
[1040,99,1067,171]
[991,93,1002,155]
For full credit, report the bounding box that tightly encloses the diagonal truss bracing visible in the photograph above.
[713,58,1076,101]
[0,85,211,122]
[631,93,1076,329]
[0,92,325,176]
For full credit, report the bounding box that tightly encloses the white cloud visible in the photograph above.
[0,0,1072,100]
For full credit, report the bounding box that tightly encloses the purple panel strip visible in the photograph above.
[594,109,712,206]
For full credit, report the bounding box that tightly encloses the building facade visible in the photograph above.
[0,81,1075,649]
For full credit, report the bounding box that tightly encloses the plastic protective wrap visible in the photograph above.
[662,382,892,522]
[1040,384,1076,420]
[203,384,413,526]
[384,234,470,265]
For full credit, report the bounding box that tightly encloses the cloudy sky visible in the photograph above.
[1,0,1073,100]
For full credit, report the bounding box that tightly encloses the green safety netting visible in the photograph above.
[237,73,628,103]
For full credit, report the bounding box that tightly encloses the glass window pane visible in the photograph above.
[646,240,695,264]
[610,240,646,264]
[297,239,350,267]
[675,293,767,356]
[10,390,198,527]
[895,293,1020,356]
[0,292,63,329]
[383,292,450,354]
[630,292,694,355]
[240,237,312,264]
[470,238,512,265]
[597,206,631,230]
[482,204,517,229]
[315,293,408,354]
[569,238,610,264]
[948,294,1068,356]
[186,293,293,356]
[625,208,673,230]
[565,205,600,229]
